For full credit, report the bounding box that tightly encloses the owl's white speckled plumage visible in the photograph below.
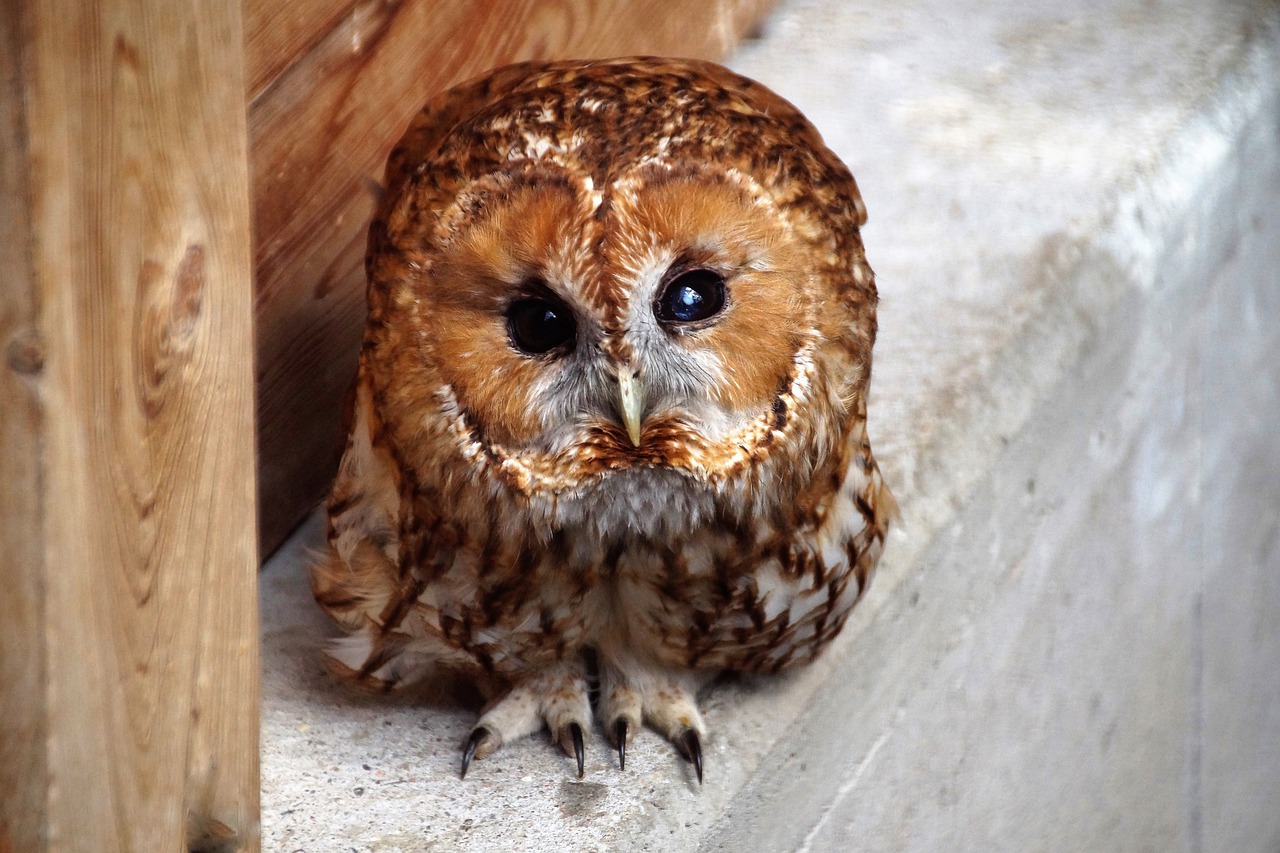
[311,56,895,779]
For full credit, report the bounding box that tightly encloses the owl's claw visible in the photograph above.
[679,728,703,784]
[460,726,492,779]
[569,722,585,779]
[615,719,628,771]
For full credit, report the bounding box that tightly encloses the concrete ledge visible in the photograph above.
[260,1,1280,849]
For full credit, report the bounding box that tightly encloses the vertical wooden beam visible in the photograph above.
[1,1,260,850]
[0,1,47,849]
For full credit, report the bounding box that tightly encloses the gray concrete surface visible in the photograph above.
[259,1,1280,849]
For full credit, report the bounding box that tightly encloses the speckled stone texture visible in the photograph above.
[259,1,1280,849]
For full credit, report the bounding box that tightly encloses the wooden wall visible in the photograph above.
[2,1,259,850]
[248,0,778,553]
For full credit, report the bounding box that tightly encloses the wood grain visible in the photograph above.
[9,0,260,849]
[248,0,777,552]
[244,0,355,103]
[0,3,45,850]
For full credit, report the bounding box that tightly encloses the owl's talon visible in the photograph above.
[616,719,628,771]
[679,728,703,784]
[569,722,585,778]
[460,726,492,779]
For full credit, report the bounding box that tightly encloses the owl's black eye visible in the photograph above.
[507,297,576,355]
[655,269,727,325]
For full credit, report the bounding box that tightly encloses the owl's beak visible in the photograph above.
[616,370,645,446]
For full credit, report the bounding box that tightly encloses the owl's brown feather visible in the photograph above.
[312,57,893,775]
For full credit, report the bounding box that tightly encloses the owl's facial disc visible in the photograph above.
[417,165,819,486]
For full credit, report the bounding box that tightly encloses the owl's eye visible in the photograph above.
[507,297,576,355]
[655,269,727,325]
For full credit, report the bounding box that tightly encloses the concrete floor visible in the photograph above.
[260,1,1280,849]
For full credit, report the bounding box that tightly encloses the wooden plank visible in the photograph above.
[243,0,355,103]
[249,0,777,552]
[9,0,261,849]
[0,2,46,850]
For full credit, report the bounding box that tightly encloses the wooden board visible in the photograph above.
[0,2,46,849]
[247,0,777,553]
[244,0,355,103]
[3,1,260,849]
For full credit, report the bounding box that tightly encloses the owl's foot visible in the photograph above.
[459,659,592,779]
[458,658,708,782]
[600,659,707,783]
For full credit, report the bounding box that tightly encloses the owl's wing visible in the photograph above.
[311,376,403,636]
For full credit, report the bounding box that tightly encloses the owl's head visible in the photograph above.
[366,58,877,505]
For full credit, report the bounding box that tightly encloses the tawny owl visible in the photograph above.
[311,56,895,782]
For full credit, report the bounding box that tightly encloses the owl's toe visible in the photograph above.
[600,658,710,781]
[600,682,641,771]
[462,658,593,779]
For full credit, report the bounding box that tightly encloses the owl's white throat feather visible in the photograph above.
[545,466,721,541]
